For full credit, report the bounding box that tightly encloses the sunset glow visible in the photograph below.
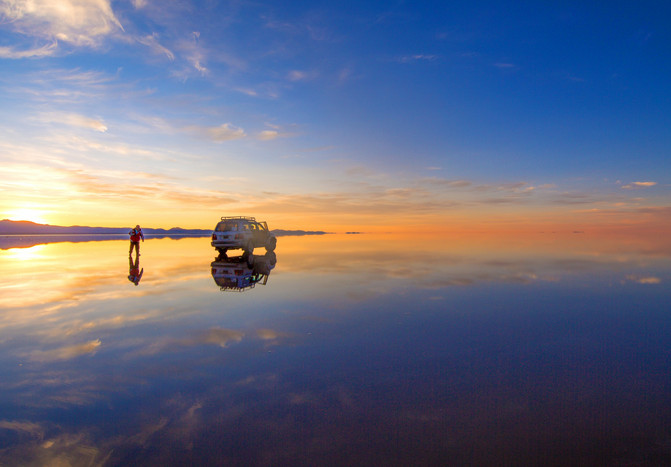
[0,1,668,231]
[4,208,49,225]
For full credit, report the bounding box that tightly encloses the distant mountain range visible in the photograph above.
[0,220,327,237]
[0,220,211,235]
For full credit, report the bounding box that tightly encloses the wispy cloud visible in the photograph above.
[137,33,175,60]
[0,41,57,58]
[287,70,308,81]
[6,68,119,104]
[420,177,472,188]
[621,181,657,189]
[395,54,439,63]
[35,112,108,132]
[171,31,213,77]
[286,69,320,83]
[258,130,280,141]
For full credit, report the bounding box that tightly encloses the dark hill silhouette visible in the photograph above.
[0,220,211,235]
[0,220,327,236]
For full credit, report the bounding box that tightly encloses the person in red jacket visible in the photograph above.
[129,224,144,256]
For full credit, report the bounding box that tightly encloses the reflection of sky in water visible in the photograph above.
[0,234,670,465]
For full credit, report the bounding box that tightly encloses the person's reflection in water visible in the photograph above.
[128,255,144,286]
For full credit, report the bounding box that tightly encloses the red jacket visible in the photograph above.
[129,228,144,242]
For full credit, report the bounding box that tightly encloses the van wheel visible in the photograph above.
[245,241,254,254]
[266,237,277,251]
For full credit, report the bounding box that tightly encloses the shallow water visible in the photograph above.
[1,233,670,466]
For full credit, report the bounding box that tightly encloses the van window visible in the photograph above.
[215,221,238,232]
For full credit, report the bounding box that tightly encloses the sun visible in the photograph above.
[6,209,49,225]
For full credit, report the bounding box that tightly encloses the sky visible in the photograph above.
[0,0,669,232]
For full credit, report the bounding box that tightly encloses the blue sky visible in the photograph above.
[0,0,669,230]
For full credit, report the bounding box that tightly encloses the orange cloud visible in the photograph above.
[621,181,657,189]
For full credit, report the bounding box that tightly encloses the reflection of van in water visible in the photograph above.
[210,251,277,292]
[211,216,277,255]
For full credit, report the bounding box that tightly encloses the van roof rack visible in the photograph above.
[220,216,256,221]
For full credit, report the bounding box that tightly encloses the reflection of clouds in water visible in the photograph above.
[198,328,245,347]
[0,423,106,466]
[256,328,296,348]
[126,417,169,446]
[5,371,108,408]
[422,271,540,289]
[132,326,296,357]
[276,237,668,300]
[0,234,669,464]
[132,327,245,357]
[26,339,101,362]
[625,275,661,284]
[0,420,44,439]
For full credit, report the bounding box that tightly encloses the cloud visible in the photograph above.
[15,68,118,101]
[494,62,516,69]
[234,87,258,97]
[287,70,317,82]
[137,33,175,60]
[421,177,472,189]
[0,159,242,221]
[205,123,246,142]
[257,129,294,141]
[246,189,459,218]
[176,32,209,76]
[345,166,377,177]
[550,192,597,205]
[621,181,657,189]
[338,67,353,83]
[420,178,548,196]
[395,54,439,63]
[0,41,57,58]
[36,112,108,132]
[0,0,124,49]
[258,130,280,141]
[287,70,307,81]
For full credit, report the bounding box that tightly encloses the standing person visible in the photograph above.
[129,224,144,256]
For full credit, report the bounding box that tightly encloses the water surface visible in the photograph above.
[1,233,670,465]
